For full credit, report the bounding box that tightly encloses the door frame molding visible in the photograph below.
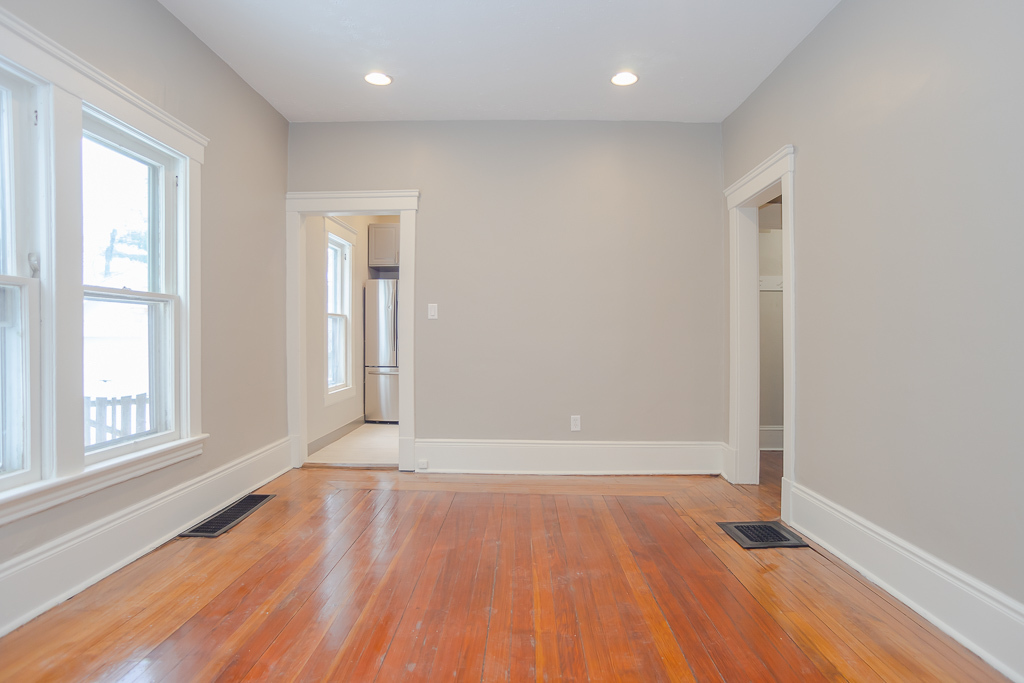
[285,190,419,471]
[723,145,796,519]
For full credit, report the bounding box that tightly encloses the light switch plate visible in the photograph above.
[427,303,438,319]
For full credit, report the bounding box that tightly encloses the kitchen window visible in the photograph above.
[326,233,351,393]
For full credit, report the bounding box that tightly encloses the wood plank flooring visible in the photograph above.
[0,454,1006,681]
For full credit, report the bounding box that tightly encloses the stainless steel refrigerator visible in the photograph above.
[364,279,398,422]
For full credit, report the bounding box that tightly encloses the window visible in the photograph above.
[326,233,351,393]
[0,60,41,492]
[0,22,207,514]
[82,112,182,460]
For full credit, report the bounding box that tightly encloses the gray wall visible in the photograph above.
[723,0,1024,601]
[290,122,727,442]
[0,0,288,562]
[758,222,783,428]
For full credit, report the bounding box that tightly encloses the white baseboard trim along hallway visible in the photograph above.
[413,439,725,474]
[789,483,1024,682]
[759,426,783,450]
[0,437,293,639]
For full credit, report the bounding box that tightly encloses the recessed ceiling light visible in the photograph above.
[364,72,392,86]
[611,71,638,86]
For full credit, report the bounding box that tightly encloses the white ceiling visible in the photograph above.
[156,0,841,123]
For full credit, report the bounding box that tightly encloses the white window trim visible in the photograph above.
[0,6,207,523]
[0,435,204,526]
[325,231,352,403]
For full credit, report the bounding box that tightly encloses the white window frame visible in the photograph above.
[325,232,352,399]
[0,10,208,524]
[81,110,184,463]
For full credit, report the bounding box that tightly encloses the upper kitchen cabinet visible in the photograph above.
[368,223,400,267]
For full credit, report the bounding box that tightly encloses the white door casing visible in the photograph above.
[723,146,796,520]
[285,191,419,472]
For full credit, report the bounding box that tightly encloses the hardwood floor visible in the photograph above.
[0,462,1005,681]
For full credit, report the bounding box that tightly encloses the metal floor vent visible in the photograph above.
[180,494,275,538]
[717,521,808,549]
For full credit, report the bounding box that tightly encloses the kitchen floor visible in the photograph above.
[305,423,398,467]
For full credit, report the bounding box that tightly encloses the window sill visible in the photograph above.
[325,385,354,406]
[0,434,208,528]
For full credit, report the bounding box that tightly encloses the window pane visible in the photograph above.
[82,137,153,291]
[0,89,11,276]
[0,284,25,473]
[84,298,160,448]
[327,314,346,388]
[327,243,338,314]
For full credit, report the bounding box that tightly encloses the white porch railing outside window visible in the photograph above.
[84,393,149,446]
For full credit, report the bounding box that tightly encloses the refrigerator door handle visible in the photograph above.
[393,290,399,358]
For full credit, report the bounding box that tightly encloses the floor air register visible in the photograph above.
[718,521,808,549]
[180,494,275,538]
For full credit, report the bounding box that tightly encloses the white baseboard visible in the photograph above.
[759,425,783,450]
[720,443,738,482]
[398,436,416,472]
[307,416,364,456]
[413,439,724,474]
[0,436,292,639]
[789,483,1024,682]
[780,476,794,522]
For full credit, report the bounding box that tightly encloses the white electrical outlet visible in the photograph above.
[570,415,581,432]
[417,458,429,470]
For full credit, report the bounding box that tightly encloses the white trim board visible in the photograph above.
[759,426,783,450]
[284,190,419,213]
[0,435,207,527]
[723,145,796,525]
[789,483,1024,682]
[0,437,292,639]
[413,439,725,474]
[0,7,207,160]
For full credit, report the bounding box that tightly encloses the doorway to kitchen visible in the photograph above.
[285,191,419,472]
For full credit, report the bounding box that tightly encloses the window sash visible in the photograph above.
[0,60,46,283]
[327,241,339,314]
[83,287,177,462]
[82,108,178,296]
[0,85,12,276]
[0,274,39,492]
[327,312,348,391]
